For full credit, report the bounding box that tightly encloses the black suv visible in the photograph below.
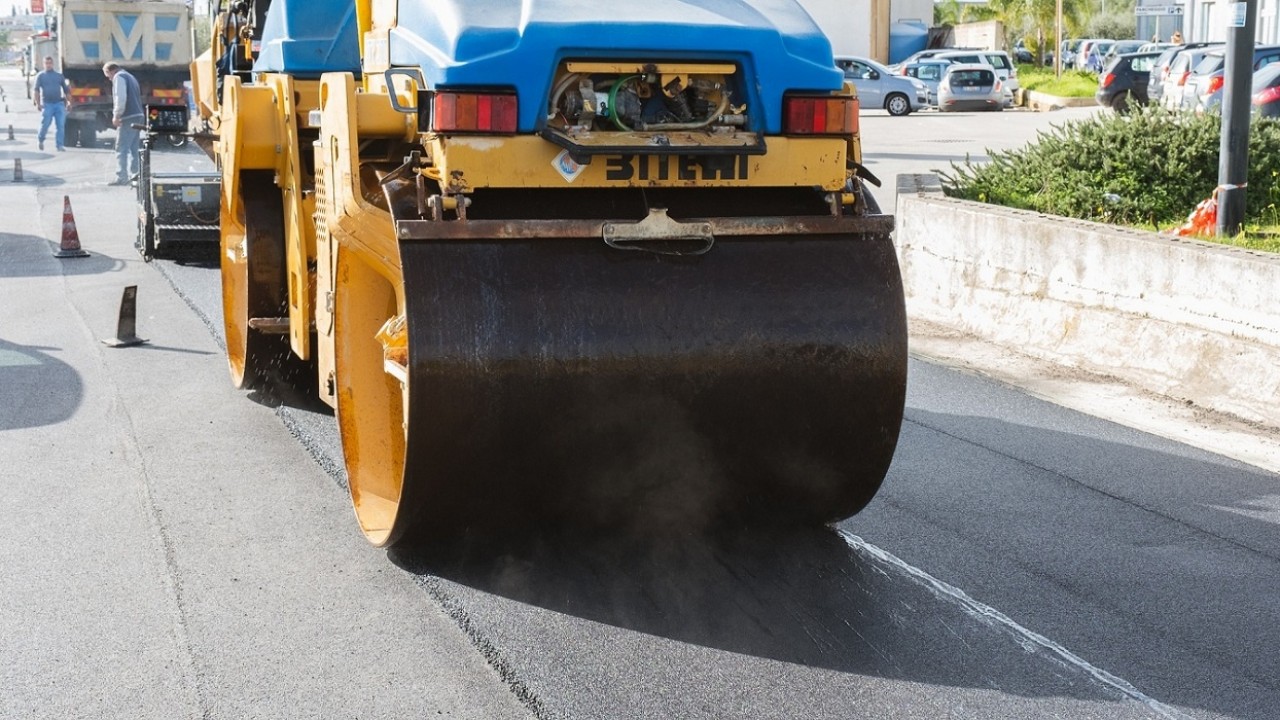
[1096,51,1163,112]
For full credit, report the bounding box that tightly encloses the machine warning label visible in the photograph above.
[552,150,586,183]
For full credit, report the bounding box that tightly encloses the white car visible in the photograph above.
[932,50,1019,106]
[835,56,930,116]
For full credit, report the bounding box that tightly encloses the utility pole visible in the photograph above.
[1217,0,1258,236]
[1055,0,1063,77]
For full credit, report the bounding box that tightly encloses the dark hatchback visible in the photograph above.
[1097,51,1163,112]
[1255,64,1280,117]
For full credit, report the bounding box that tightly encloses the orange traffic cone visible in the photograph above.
[54,195,89,258]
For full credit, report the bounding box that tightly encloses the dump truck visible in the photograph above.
[192,0,907,546]
[45,0,195,147]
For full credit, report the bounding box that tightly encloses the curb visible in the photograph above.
[1018,89,1098,112]
[893,173,1280,432]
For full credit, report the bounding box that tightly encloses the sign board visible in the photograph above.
[1227,1,1248,27]
[1135,5,1184,16]
[30,0,45,13]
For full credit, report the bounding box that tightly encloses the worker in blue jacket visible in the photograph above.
[33,56,70,152]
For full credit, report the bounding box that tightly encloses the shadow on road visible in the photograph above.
[385,407,1280,719]
[0,232,126,277]
[0,337,82,431]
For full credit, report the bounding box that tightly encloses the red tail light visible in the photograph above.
[1206,75,1225,95]
[432,91,517,133]
[1101,73,1115,88]
[1255,86,1280,105]
[1177,70,1190,86]
[783,96,857,135]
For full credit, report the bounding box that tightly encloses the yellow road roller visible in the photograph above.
[192,0,907,546]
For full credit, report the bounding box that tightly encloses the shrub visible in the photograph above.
[1017,65,1099,97]
[940,107,1280,230]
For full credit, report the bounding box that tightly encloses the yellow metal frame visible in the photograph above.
[428,135,850,191]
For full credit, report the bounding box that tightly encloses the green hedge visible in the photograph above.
[941,108,1280,233]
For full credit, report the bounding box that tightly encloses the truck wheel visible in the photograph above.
[64,121,80,148]
[885,93,911,116]
[79,126,96,148]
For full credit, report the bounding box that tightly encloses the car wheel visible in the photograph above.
[885,93,911,116]
[1111,92,1130,114]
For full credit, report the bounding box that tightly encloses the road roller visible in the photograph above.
[192,0,907,546]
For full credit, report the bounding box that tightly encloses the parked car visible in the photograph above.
[1096,51,1163,112]
[934,50,1019,105]
[1147,43,1219,105]
[835,56,929,116]
[1160,46,1222,110]
[1101,39,1147,67]
[1253,63,1280,116]
[1082,40,1117,72]
[1074,38,1113,71]
[902,59,953,106]
[889,47,979,74]
[1013,41,1034,64]
[1057,38,1082,68]
[1188,45,1280,112]
[937,64,1003,112]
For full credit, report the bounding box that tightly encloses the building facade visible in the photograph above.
[1180,0,1280,44]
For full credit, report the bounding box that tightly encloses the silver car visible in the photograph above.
[903,59,952,106]
[1161,47,1220,110]
[835,56,930,116]
[937,64,1004,112]
[932,50,1019,106]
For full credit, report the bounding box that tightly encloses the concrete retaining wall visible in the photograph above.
[894,174,1280,428]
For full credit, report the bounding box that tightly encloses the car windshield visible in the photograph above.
[1194,53,1225,75]
[948,69,994,86]
[1131,54,1157,72]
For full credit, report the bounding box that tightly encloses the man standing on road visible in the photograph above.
[103,61,144,186]
[33,56,69,152]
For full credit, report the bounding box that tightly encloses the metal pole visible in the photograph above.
[1055,0,1063,77]
[1217,0,1258,236]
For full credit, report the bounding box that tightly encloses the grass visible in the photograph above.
[1015,64,1098,97]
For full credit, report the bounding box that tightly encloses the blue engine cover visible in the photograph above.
[390,0,842,134]
[254,0,361,76]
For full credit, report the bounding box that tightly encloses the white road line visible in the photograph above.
[838,531,1190,720]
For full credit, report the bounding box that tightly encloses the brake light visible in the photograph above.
[1206,75,1225,95]
[783,96,857,135]
[1101,73,1115,88]
[431,91,518,133]
[1177,70,1190,86]
[1255,86,1280,105]
[995,80,1002,92]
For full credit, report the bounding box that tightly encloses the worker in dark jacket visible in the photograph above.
[33,56,70,152]
[103,61,145,185]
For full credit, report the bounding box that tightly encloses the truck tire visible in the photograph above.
[79,125,96,148]
[885,93,911,116]
[64,120,80,148]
